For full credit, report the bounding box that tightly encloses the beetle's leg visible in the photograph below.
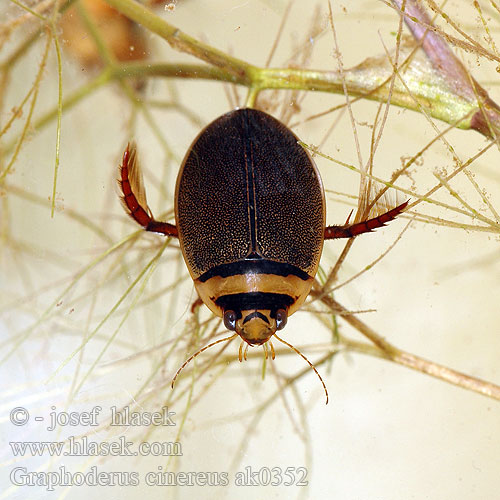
[269,341,276,360]
[239,341,244,362]
[324,200,408,240]
[190,296,203,314]
[119,142,178,237]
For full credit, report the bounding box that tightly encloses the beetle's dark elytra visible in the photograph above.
[175,108,325,280]
[118,107,408,360]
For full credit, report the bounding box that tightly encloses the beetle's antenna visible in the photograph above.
[171,334,238,388]
[274,334,329,405]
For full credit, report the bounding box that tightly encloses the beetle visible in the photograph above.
[119,108,407,399]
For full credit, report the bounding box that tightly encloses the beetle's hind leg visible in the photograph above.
[324,200,408,239]
[119,142,178,237]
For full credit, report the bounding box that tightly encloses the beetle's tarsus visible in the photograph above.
[324,200,409,240]
[119,142,179,238]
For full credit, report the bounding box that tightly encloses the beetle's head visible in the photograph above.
[223,308,288,345]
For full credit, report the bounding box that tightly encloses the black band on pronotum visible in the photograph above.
[215,292,295,313]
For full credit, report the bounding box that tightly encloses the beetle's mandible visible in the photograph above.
[119,108,408,398]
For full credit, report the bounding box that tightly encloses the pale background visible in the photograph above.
[1,1,499,499]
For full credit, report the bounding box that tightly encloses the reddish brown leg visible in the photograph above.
[119,143,178,237]
[324,200,408,239]
[190,296,203,313]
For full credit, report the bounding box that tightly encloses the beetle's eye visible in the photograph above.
[223,310,237,331]
[275,309,288,330]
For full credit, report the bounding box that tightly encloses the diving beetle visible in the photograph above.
[119,108,407,399]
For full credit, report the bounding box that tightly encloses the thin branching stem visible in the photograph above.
[314,293,500,401]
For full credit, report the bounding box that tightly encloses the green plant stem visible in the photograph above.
[102,0,253,82]
[23,69,113,139]
[5,0,500,160]
[49,0,63,218]
[100,0,500,140]
[0,0,76,69]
